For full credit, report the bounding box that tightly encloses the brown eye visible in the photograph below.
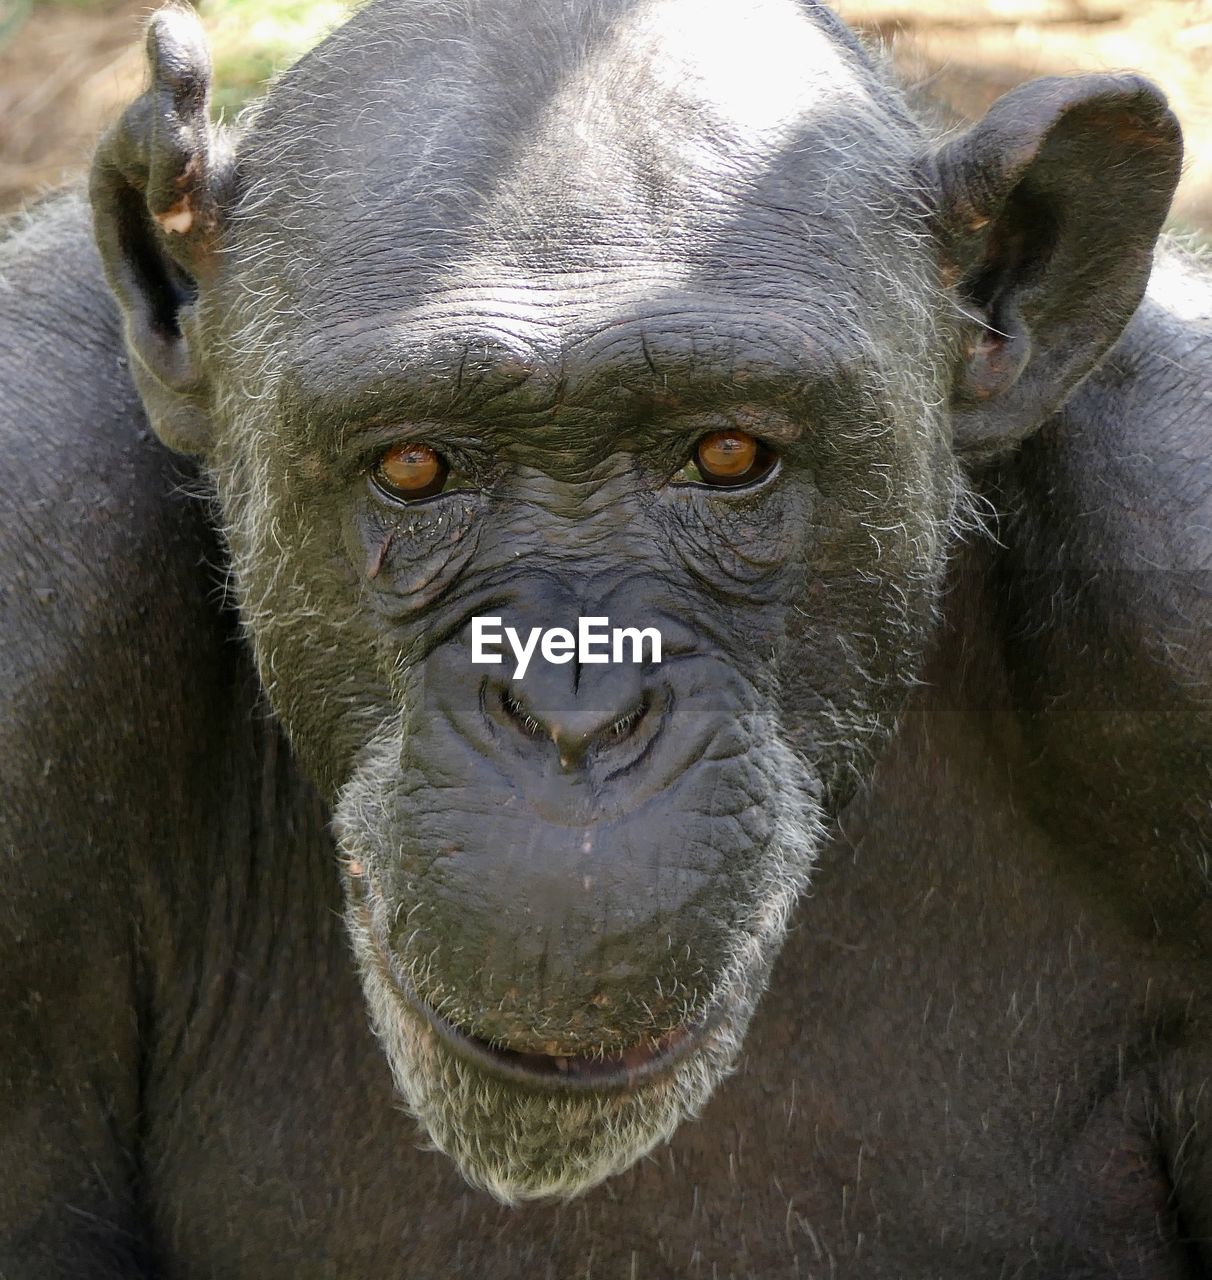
[689,430,776,488]
[698,431,756,477]
[373,442,449,501]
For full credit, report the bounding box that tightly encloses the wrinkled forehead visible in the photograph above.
[223,0,929,383]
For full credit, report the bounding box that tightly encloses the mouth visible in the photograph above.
[406,994,708,1093]
[345,864,715,1093]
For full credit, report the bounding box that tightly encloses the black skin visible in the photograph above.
[2,0,1210,1275]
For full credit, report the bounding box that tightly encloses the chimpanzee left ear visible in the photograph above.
[90,5,233,456]
[934,74,1182,458]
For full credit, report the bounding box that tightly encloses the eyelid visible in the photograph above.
[668,405,804,446]
[338,418,473,465]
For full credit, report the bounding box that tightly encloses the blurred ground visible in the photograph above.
[849,0,1212,232]
[0,0,1210,231]
[0,0,350,211]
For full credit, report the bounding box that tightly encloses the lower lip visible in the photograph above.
[347,870,710,1093]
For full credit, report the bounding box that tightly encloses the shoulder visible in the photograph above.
[0,192,225,696]
[0,192,239,865]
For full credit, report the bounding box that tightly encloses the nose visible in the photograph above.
[490,666,658,770]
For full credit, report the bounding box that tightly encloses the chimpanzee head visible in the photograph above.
[92,0,1180,1200]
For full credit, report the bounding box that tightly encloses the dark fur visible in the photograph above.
[1,0,1209,1274]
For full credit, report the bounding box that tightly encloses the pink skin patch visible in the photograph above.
[156,205,194,235]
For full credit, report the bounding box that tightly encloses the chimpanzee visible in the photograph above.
[1,0,1209,1275]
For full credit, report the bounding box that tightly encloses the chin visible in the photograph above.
[370,986,739,1201]
[333,723,824,1201]
[340,856,809,1203]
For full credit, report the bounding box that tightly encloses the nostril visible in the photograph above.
[553,693,652,770]
[485,677,663,769]
[501,689,543,738]
[608,694,650,743]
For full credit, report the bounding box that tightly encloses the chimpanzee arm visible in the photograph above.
[993,243,1212,1273]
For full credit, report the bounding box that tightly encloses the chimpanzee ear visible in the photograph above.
[934,74,1182,459]
[90,5,233,456]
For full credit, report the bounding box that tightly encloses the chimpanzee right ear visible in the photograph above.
[90,5,233,456]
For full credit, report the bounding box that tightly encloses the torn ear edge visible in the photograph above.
[930,73,1183,460]
[89,5,235,457]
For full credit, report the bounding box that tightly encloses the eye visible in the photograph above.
[677,430,778,489]
[372,442,450,502]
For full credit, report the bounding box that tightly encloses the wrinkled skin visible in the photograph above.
[1,0,1210,1276]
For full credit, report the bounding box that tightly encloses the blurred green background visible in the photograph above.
[0,0,356,209]
[1,0,351,111]
[192,0,353,113]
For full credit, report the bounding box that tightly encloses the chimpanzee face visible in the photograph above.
[85,0,1183,1210]
[184,0,960,1199]
[105,0,1186,1203]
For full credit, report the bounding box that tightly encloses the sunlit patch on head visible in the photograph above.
[626,0,860,143]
